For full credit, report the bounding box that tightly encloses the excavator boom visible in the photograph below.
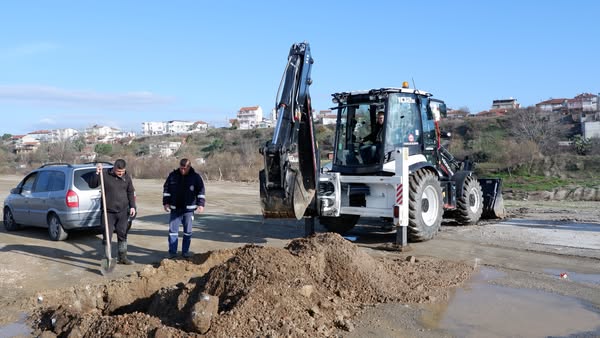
[259,42,318,220]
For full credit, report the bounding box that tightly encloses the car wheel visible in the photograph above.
[3,207,21,231]
[48,213,68,241]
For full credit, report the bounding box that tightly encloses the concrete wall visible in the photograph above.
[583,121,600,138]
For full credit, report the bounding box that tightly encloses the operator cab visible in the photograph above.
[330,82,447,174]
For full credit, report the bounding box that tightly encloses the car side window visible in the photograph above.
[75,168,99,191]
[21,173,37,193]
[34,171,52,193]
[48,171,66,191]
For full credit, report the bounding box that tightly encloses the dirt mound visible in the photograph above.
[29,233,473,337]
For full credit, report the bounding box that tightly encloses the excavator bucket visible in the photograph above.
[478,178,506,219]
[260,168,315,220]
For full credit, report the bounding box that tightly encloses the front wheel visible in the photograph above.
[408,170,443,242]
[319,214,360,235]
[453,176,484,225]
[48,213,68,241]
[3,207,21,231]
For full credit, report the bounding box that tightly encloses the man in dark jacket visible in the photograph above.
[162,158,205,258]
[88,159,137,265]
[360,111,385,163]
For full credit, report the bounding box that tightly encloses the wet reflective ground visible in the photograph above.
[421,268,600,337]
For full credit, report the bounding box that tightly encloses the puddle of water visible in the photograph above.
[0,313,31,337]
[544,268,600,285]
[421,268,600,338]
[500,219,600,232]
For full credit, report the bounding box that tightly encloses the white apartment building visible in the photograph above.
[166,120,195,134]
[237,105,263,130]
[142,121,167,135]
[53,128,79,141]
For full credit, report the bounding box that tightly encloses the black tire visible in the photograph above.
[408,170,443,242]
[319,214,360,234]
[454,176,484,225]
[48,213,68,241]
[3,207,21,231]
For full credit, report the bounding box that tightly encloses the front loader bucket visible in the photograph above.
[478,178,506,219]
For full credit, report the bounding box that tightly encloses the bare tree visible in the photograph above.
[508,107,567,155]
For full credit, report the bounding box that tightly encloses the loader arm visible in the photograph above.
[259,42,318,219]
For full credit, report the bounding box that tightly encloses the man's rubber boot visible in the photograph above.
[117,241,134,265]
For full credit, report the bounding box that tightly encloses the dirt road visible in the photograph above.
[1,175,599,337]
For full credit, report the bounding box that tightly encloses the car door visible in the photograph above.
[46,170,66,221]
[10,173,38,224]
[30,171,52,226]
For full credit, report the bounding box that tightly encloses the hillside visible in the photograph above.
[1,112,598,198]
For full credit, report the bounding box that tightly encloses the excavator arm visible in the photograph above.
[259,42,319,220]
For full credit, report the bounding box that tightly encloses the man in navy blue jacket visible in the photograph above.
[162,158,205,258]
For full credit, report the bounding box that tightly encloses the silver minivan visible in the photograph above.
[3,162,113,241]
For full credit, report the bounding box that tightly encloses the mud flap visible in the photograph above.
[478,178,506,219]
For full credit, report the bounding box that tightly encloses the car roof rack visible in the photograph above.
[82,161,114,166]
[40,162,72,168]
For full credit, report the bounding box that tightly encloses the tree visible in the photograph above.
[47,141,77,163]
[508,107,567,155]
[572,134,592,155]
[94,143,113,156]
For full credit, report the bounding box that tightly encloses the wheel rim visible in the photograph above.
[49,216,60,238]
[4,210,14,227]
[468,187,480,213]
[421,185,440,227]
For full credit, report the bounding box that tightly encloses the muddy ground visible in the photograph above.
[0,175,599,337]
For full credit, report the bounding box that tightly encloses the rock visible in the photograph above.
[406,256,417,263]
[188,293,219,334]
[298,285,314,298]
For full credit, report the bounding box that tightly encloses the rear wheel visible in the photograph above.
[48,213,68,241]
[3,207,21,231]
[319,214,360,235]
[408,170,443,242]
[454,176,483,225]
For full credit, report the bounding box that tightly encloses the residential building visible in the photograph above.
[53,128,80,141]
[27,130,53,143]
[142,121,167,135]
[321,114,337,125]
[237,106,263,129]
[11,135,40,154]
[192,121,209,132]
[446,109,469,119]
[149,141,182,157]
[166,120,195,134]
[536,98,568,112]
[583,121,600,139]
[567,93,598,113]
[491,98,520,110]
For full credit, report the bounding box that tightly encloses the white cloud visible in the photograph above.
[0,85,175,110]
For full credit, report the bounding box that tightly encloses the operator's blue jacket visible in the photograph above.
[162,167,205,212]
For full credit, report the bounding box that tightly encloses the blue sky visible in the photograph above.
[1,1,599,135]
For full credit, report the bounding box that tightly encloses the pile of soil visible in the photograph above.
[28,233,473,337]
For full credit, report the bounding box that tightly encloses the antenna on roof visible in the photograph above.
[411,78,417,90]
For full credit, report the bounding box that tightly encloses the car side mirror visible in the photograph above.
[10,188,19,194]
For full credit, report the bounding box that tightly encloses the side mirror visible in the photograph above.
[10,188,19,194]
[429,101,447,121]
